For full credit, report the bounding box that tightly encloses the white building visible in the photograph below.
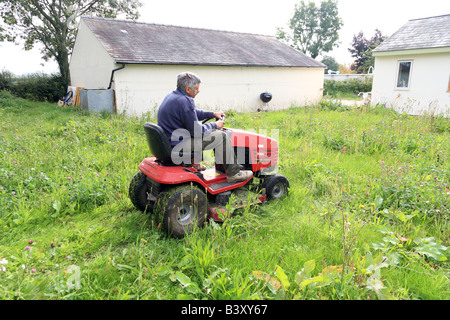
[69,16,325,115]
[372,14,450,116]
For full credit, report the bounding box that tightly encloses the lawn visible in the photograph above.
[0,91,448,300]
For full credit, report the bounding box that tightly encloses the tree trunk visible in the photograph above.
[54,24,71,89]
[56,48,70,89]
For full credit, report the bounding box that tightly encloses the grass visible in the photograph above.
[0,91,449,300]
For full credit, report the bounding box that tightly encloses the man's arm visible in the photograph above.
[196,109,215,121]
[183,108,217,137]
[197,110,225,129]
[196,110,225,121]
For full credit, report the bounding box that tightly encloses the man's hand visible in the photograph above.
[216,120,225,130]
[213,111,225,120]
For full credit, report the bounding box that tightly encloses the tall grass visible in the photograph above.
[0,94,448,300]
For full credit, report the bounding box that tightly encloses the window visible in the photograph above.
[396,61,412,89]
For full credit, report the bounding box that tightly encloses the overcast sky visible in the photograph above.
[0,0,449,75]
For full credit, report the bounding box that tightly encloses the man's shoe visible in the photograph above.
[226,170,253,183]
[193,163,207,171]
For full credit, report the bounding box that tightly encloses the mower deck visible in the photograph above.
[208,186,266,222]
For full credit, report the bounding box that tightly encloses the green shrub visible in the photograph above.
[0,90,19,108]
[324,78,373,97]
[0,71,66,102]
[0,70,14,91]
[12,73,66,102]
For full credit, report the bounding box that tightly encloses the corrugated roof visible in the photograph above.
[81,16,325,68]
[374,14,450,53]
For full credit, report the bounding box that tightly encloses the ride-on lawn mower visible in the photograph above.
[129,120,289,238]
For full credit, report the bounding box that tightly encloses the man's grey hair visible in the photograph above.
[177,72,201,91]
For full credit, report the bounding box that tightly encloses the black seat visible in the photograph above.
[143,122,201,166]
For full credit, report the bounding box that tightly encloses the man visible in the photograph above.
[157,72,253,183]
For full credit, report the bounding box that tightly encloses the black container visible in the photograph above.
[260,92,272,103]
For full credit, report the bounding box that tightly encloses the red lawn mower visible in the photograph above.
[129,121,289,238]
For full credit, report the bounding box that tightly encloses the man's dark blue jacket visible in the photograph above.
[157,89,217,146]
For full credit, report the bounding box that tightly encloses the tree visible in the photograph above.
[349,29,386,74]
[0,0,143,88]
[338,63,353,74]
[321,55,339,74]
[348,32,368,72]
[276,0,343,59]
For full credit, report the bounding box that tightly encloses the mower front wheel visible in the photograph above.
[129,171,156,213]
[155,185,208,238]
[262,174,290,200]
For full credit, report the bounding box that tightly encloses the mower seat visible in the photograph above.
[143,122,201,166]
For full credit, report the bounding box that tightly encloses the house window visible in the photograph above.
[396,61,412,89]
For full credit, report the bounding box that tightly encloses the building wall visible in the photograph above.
[113,64,324,115]
[372,51,450,116]
[69,19,117,89]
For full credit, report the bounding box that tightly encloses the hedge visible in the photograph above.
[324,77,373,97]
[0,71,66,102]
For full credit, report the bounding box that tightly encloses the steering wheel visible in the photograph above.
[201,117,213,124]
[202,116,226,131]
[202,115,225,124]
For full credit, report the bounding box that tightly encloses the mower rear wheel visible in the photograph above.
[129,171,156,213]
[155,185,208,238]
[262,174,290,200]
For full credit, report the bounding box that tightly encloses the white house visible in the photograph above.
[69,16,325,115]
[371,14,450,116]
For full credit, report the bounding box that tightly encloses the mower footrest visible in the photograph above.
[209,181,242,191]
